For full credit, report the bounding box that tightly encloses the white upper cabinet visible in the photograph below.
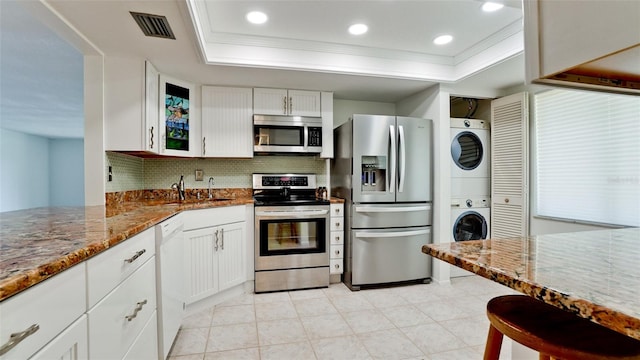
[105,58,160,153]
[524,0,640,94]
[254,88,321,117]
[320,91,334,158]
[159,75,200,157]
[201,86,253,158]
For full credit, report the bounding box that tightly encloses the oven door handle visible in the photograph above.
[255,209,329,217]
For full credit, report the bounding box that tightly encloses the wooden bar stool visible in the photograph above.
[484,295,640,360]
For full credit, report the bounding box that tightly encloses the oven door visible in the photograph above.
[255,206,330,271]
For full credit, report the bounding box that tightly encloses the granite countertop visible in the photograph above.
[422,228,640,340]
[0,196,253,302]
[0,192,345,302]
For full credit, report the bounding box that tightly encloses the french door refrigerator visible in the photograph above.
[332,114,433,290]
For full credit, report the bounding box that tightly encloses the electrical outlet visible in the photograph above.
[195,169,204,181]
[108,166,113,182]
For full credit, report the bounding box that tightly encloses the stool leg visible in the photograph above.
[484,325,504,360]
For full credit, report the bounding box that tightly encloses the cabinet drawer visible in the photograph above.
[87,227,155,308]
[330,217,343,231]
[330,245,343,259]
[330,203,344,217]
[184,206,245,231]
[122,311,158,360]
[330,231,343,245]
[0,264,85,360]
[88,257,156,360]
[31,315,88,360]
[330,259,343,274]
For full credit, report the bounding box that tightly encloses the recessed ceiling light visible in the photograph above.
[348,23,368,35]
[246,11,267,24]
[482,2,504,12]
[433,35,453,45]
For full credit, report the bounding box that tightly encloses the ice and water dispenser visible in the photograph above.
[361,156,386,192]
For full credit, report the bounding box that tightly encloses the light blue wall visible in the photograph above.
[49,139,84,206]
[0,128,50,212]
[0,130,84,211]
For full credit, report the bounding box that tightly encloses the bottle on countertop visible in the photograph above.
[321,187,328,200]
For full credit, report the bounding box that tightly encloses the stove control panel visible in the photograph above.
[253,174,317,190]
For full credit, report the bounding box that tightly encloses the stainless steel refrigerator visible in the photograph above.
[332,114,433,290]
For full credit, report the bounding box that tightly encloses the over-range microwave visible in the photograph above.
[253,115,323,154]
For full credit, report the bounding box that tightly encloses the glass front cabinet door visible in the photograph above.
[159,75,198,157]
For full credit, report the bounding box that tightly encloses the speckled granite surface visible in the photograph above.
[0,195,253,302]
[422,228,640,340]
[0,191,344,302]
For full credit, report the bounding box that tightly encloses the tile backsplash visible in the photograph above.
[106,152,327,192]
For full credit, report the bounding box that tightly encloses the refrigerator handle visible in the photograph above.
[398,125,406,193]
[389,124,396,194]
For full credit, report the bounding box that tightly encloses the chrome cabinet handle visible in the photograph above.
[149,126,154,149]
[220,228,224,250]
[124,249,146,264]
[334,249,341,256]
[289,96,293,114]
[0,324,39,356]
[214,229,219,251]
[125,299,148,321]
[283,96,287,114]
[203,137,206,156]
[334,264,340,269]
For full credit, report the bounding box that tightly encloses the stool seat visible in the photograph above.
[484,295,640,360]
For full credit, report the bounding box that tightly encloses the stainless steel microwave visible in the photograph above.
[253,115,323,154]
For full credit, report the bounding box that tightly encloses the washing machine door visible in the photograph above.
[453,211,488,241]
[451,131,484,170]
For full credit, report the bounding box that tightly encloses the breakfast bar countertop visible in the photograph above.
[422,228,640,340]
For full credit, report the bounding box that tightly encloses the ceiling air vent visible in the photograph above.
[130,12,175,40]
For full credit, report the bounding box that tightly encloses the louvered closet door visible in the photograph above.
[491,92,529,238]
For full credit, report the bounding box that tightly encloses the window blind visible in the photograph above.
[535,89,640,227]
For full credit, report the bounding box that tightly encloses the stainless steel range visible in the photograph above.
[253,174,330,293]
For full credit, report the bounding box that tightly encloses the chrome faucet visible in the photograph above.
[208,177,215,199]
[171,175,186,200]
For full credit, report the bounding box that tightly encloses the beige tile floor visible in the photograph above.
[168,275,517,360]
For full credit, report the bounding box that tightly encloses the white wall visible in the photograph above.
[0,128,50,212]
[50,139,85,206]
[333,99,396,128]
[396,84,452,284]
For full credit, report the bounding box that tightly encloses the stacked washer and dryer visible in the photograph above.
[450,118,491,277]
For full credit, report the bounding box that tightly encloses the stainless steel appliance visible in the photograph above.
[332,114,433,290]
[253,174,330,293]
[253,115,323,154]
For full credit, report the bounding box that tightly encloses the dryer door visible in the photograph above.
[451,131,484,171]
[453,211,488,241]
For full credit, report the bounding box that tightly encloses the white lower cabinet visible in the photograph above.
[184,206,247,304]
[122,312,158,360]
[330,203,345,275]
[0,264,86,360]
[87,256,156,360]
[31,315,88,360]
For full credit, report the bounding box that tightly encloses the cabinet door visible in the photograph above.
[30,315,88,360]
[253,88,288,115]
[159,74,199,157]
[288,90,321,117]
[201,86,253,158]
[144,61,160,153]
[184,227,219,304]
[217,222,247,292]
